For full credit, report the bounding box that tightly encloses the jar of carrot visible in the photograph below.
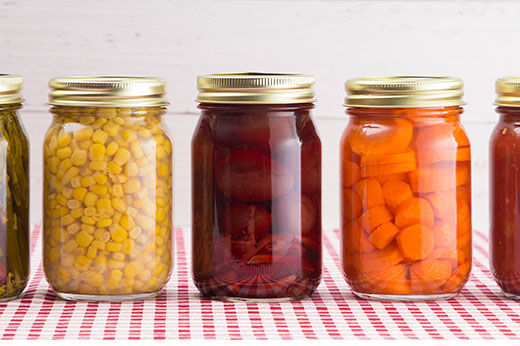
[192,73,321,301]
[490,76,520,299]
[340,76,472,301]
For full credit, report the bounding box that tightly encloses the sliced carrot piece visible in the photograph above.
[349,118,413,156]
[361,160,416,178]
[395,197,434,228]
[431,221,456,249]
[396,224,435,261]
[342,160,361,187]
[344,221,375,253]
[453,124,470,147]
[425,190,456,219]
[412,124,466,152]
[416,147,471,165]
[360,151,415,167]
[443,261,471,292]
[410,260,453,294]
[359,242,404,272]
[374,172,408,185]
[426,248,465,266]
[357,264,410,295]
[353,178,385,209]
[409,163,469,193]
[382,181,413,209]
[455,198,471,237]
[368,222,400,249]
[342,188,362,220]
[358,205,393,232]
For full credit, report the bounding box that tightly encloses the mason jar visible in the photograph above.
[0,75,29,301]
[43,76,173,301]
[192,73,322,301]
[340,76,471,301]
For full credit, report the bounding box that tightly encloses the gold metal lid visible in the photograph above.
[345,76,465,108]
[0,75,23,105]
[495,76,520,107]
[196,73,315,104]
[48,76,168,107]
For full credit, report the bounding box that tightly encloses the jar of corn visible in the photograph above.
[43,76,173,301]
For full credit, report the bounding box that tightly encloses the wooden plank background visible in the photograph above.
[1,0,517,231]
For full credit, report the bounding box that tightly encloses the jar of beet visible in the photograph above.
[341,77,471,301]
[192,73,322,301]
[490,76,520,299]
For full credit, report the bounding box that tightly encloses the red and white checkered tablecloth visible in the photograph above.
[0,225,518,340]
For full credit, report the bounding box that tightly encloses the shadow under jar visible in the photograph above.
[192,73,322,301]
[43,77,173,301]
[340,77,472,301]
[490,76,520,300]
[0,75,29,301]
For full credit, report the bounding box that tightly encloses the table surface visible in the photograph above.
[0,226,517,340]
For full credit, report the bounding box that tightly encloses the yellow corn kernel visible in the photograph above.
[114,174,128,184]
[83,192,98,207]
[62,255,75,268]
[83,206,96,216]
[136,156,148,167]
[104,143,119,160]
[123,178,141,194]
[76,230,94,247]
[66,199,81,210]
[70,149,87,166]
[158,162,169,177]
[97,218,112,228]
[61,214,75,226]
[109,269,123,281]
[92,129,109,144]
[73,127,94,141]
[56,147,72,159]
[98,108,117,118]
[107,259,125,269]
[103,122,120,137]
[79,116,95,125]
[125,161,138,177]
[111,184,124,197]
[70,207,84,218]
[162,139,172,154]
[74,255,91,270]
[47,157,60,174]
[90,240,105,250]
[90,184,108,195]
[52,206,68,218]
[94,255,107,270]
[112,252,125,262]
[136,269,151,282]
[93,171,108,185]
[133,197,147,209]
[138,128,152,138]
[63,239,78,252]
[120,238,135,255]
[92,117,108,128]
[86,246,97,259]
[119,215,135,230]
[57,129,72,147]
[63,187,74,199]
[126,207,138,218]
[154,134,164,145]
[128,227,141,239]
[130,142,144,159]
[123,262,139,277]
[62,166,79,185]
[89,143,106,161]
[113,148,131,165]
[110,198,126,213]
[66,223,80,235]
[110,225,128,242]
[142,202,155,217]
[89,160,107,171]
[81,223,96,233]
[137,233,148,244]
[94,197,109,211]
[72,187,87,201]
[93,228,107,240]
[156,208,166,223]
[121,129,137,142]
[106,242,122,252]
[136,213,154,230]
[78,139,93,150]
[70,176,82,188]
[81,215,96,225]
[106,162,122,175]
[156,146,167,160]
[85,272,103,287]
[56,194,68,206]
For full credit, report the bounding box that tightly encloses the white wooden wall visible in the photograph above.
[1,0,517,231]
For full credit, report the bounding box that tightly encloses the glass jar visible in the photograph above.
[43,77,173,301]
[340,77,471,301]
[192,73,322,301]
[490,76,520,299]
[0,75,29,301]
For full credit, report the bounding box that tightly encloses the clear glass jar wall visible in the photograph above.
[192,73,322,301]
[340,77,472,301]
[42,77,173,301]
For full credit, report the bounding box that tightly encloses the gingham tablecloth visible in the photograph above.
[0,226,518,340]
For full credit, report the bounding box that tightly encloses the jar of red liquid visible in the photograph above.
[490,76,520,299]
[341,77,472,301]
[192,73,322,301]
